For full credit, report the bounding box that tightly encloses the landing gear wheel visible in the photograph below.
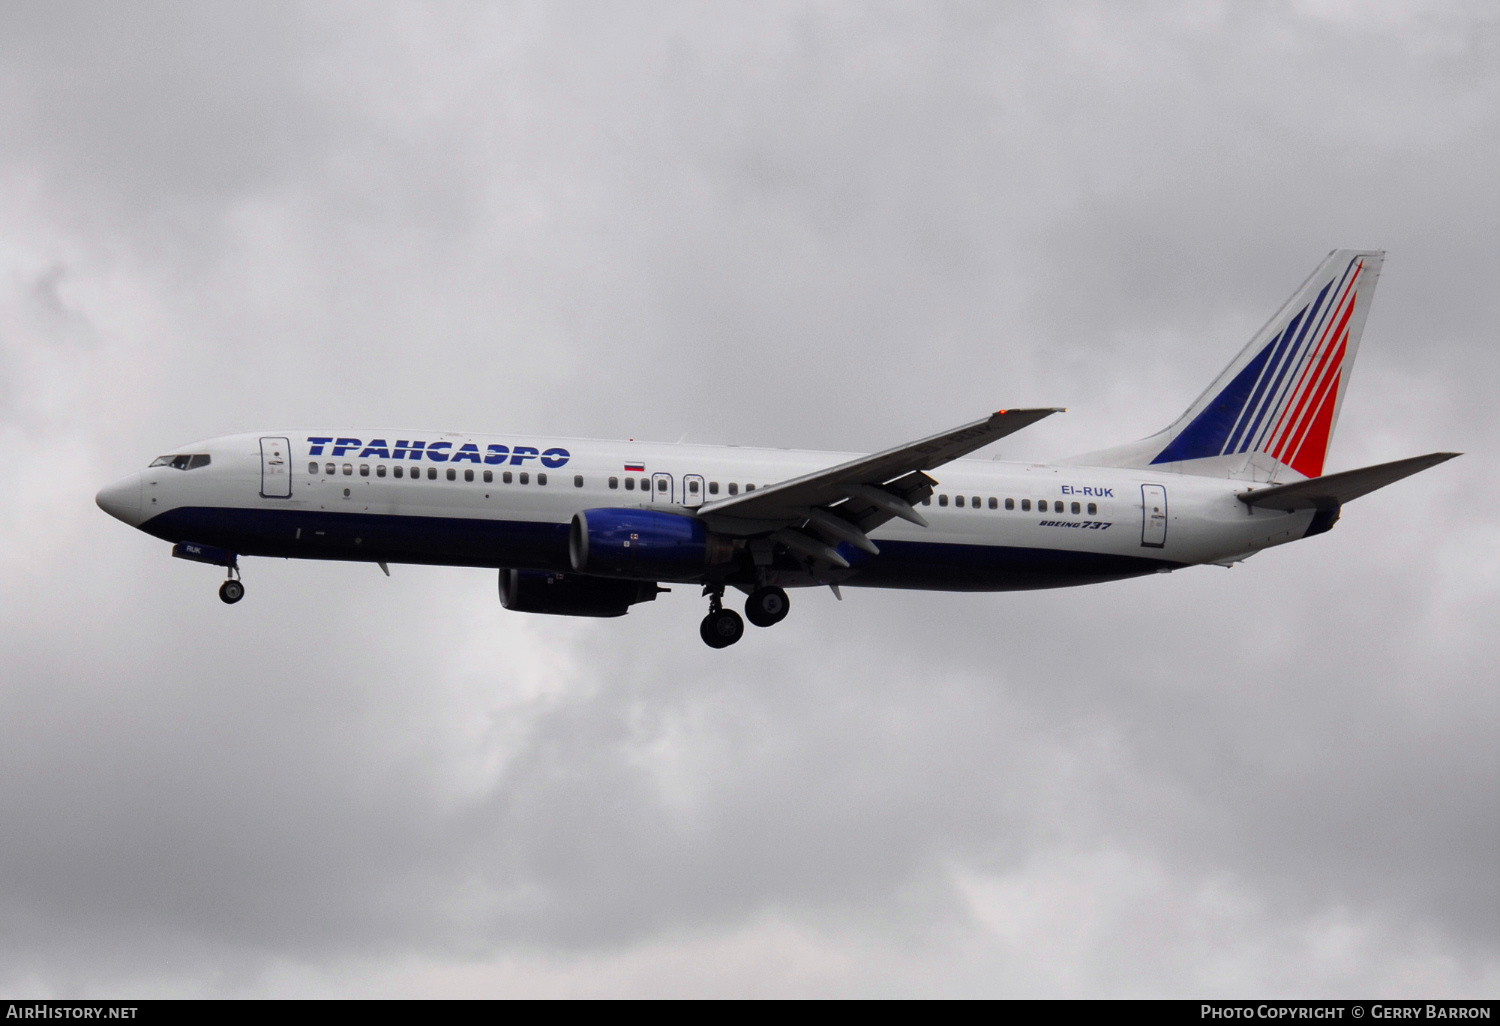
[700,608,745,648]
[219,579,245,604]
[745,586,790,628]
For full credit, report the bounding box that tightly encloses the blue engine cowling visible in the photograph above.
[499,569,661,618]
[569,508,735,581]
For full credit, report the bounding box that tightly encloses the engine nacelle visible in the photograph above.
[498,569,660,618]
[569,508,734,581]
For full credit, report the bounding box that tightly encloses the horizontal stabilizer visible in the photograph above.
[1237,452,1460,511]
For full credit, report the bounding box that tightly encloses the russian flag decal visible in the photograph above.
[624,462,645,473]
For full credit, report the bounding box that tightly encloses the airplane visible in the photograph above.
[96,250,1458,648]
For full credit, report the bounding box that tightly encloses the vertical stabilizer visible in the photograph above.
[1064,250,1383,481]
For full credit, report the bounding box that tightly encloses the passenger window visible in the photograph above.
[538,473,547,486]
[745,484,756,492]
[728,483,738,495]
[464,469,474,482]
[625,477,635,491]
[688,480,699,494]
[377,465,387,478]
[343,464,353,476]
[921,497,931,505]
[955,495,965,508]
[988,497,997,510]
[326,463,335,476]
[360,465,369,477]
[972,496,980,508]
[1087,502,1097,516]
[938,495,949,507]
[709,482,719,495]
[445,468,456,481]
[484,471,493,483]
[609,477,619,489]
[394,466,404,479]
[574,475,583,488]
[308,462,318,475]
[520,472,530,485]
[1021,499,1031,511]
[428,467,437,480]
[503,471,513,484]
[1005,498,1014,510]
[1071,501,1081,514]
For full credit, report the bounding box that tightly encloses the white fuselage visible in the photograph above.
[98,429,1317,592]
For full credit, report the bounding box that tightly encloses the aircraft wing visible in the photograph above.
[1237,452,1460,511]
[696,408,1063,567]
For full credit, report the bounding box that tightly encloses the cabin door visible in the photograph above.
[260,436,292,499]
[650,472,674,505]
[1141,484,1167,548]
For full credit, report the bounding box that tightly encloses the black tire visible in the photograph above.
[219,580,245,604]
[699,609,744,648]
[745,586,790,628]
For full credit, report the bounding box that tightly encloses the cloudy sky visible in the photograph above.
[2,0,1496,998]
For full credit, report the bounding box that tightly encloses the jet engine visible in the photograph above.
[498,568,661,618]
[569,508,734,581]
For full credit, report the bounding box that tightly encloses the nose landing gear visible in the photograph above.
[171,542,244,604]
[218,564,244,604]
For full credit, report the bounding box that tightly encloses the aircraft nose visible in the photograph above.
[96,473,142,526]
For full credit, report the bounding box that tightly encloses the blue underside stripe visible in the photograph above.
[142,506,1183,592]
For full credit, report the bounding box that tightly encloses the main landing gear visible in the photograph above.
[699,585,791,648]
[745,586,790,628]
[699,586,744,649]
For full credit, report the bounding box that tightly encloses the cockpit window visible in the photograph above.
[149,454,211,471]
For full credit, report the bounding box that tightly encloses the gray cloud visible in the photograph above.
[1,0,1495,998]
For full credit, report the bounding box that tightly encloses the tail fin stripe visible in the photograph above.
[1237,272,1341,453]
[1247,258,1358,453]
[1221,310,1304,454]
[1278,333,1350,468]
[1278,326,1349,472]
[1276,319,1351,463]
[1283,366,1342,476]
[1263,263,1362,457]
[1223,284,1327,455]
